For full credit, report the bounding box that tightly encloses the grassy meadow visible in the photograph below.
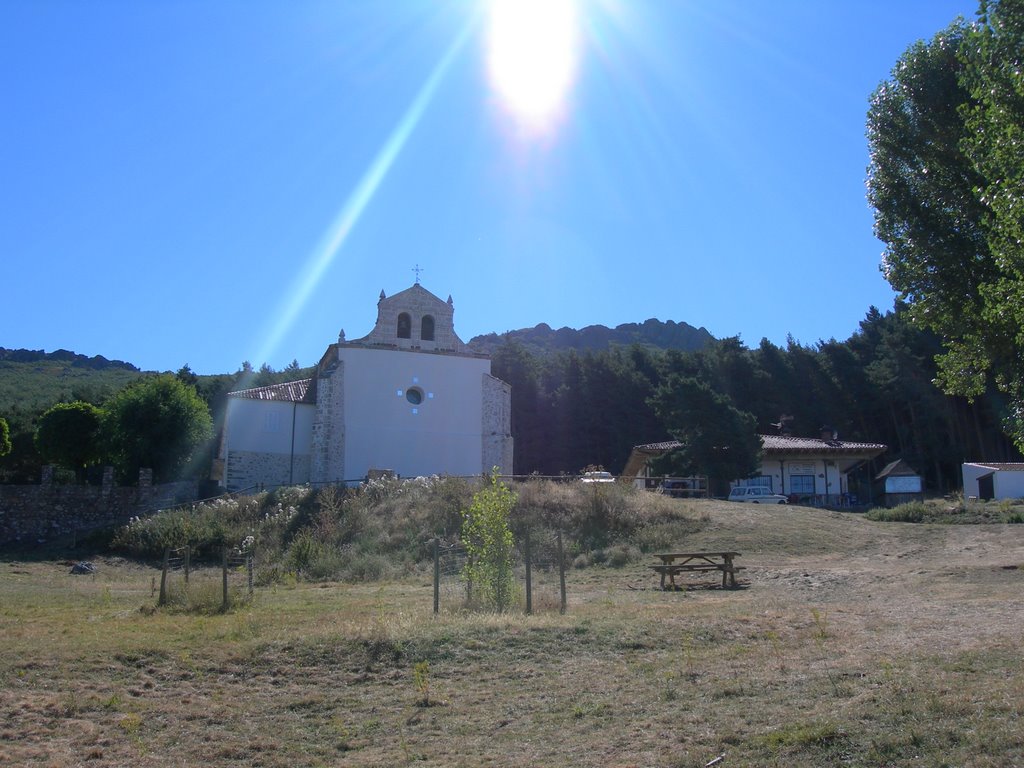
[2,492,1024,767]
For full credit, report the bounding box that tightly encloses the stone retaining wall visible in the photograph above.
[0,467,198,547]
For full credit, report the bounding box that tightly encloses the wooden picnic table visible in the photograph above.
[649,551,743,590]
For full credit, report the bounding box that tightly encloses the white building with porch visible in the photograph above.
[738,434,887,505]
[624,433,887,505]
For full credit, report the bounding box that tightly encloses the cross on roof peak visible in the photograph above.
[412,264,424,285]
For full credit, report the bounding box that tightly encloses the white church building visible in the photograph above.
[219,284,513,491]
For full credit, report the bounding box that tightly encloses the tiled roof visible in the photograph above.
[622,440,682,478]
[761,434,886,455]
[967,462,1024,472]
[875,458,919,479]
[228,378,315,403]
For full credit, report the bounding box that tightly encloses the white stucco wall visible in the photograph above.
[222,398,315,489]
[337,346,491,480]
[994,471,1024,499]
[962,463,989,496]
[754,458,845,495]
[224,398,315,455]
[961,463,1024,499]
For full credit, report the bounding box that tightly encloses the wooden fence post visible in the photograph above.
[524,527,532,615]
[159,547,170,606]
[184,545,191,583]
[247,553,254,596]
[433,539,440,615]
[557,530,567,614]
[221,546,229,612]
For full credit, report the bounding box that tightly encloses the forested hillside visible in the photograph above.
[491,304,1020,492]
[0,355,313,484]
[2,305,1020,492]
[0,355,144,431]
[0,348,142,414]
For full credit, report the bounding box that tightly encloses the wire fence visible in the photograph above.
[158,545,253,611]
[154,531,570,615]
[433,528,568,615]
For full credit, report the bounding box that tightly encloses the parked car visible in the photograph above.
[728,486,788,504]
[581,471,615,484]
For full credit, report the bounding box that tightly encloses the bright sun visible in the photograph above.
[486,0,579,132]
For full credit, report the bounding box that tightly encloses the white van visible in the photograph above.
[728,486,788,504]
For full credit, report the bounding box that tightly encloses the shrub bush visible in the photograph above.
[340,551,393,582]
[110,493,295,562]
[632,519,705,553]
[603,543,642,568]
[866,502,927,523]
[107,477,710,583]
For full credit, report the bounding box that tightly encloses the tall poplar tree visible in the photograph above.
[867,0,1024,447]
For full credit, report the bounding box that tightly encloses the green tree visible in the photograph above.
[959,0,1024,442]
[102,374,213,483]
[175,364,198,387]
[0,416,11,458]
[34,401,102,481]
[868,1,1024,446]
[651,375,761,493]
[491,339,546,474]
[460,470,516,611]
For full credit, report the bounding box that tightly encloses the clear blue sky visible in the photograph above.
[2,1,977,375]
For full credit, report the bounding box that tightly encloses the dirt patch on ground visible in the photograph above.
[2,505,1024,766]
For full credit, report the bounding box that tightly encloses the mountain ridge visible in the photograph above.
[0,347,139,372]
[466,318,714,355]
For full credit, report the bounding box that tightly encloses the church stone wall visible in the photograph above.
[482,374,513,474]
[311,359,346,483]
[222,284,513,490]
[359,285,465,352]
[225,451,311,492]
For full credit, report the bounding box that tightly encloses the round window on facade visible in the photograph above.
[406,387,424,405]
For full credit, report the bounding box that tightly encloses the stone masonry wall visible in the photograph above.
[311,359,345,483]
[361,285,463,352]
[0,468,197,547]
[225,450,311,492]
[481,373,513,474]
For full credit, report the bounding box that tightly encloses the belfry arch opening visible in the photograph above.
[397,312,411,339]
[421,315,435,341]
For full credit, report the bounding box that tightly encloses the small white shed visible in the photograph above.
[961,463,1024,501]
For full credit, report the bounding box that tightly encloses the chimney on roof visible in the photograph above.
[820,425,838,442]
[771,414,794,435]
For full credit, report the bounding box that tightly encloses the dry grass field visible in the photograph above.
[2,501,1023,767]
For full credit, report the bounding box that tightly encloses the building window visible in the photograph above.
[790,474,815,494]
[397,312,411,339]
[421,315,435,341]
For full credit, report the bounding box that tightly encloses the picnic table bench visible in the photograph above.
[649,551,744,590]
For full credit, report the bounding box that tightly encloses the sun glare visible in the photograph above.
[487,0,579,132]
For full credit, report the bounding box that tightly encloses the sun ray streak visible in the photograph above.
[246,13,478,377]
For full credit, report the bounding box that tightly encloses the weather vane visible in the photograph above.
[412,264,424,285]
